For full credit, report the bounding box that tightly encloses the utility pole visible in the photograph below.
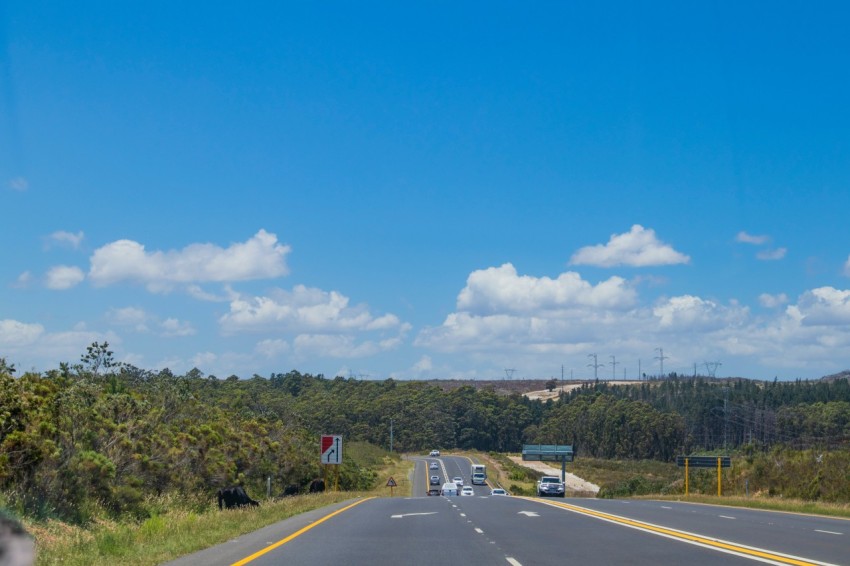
[723,387,729,453]
[638,359,641,380]
[655,348,668,378]
[587,354,603,380]
[609,355,618,380]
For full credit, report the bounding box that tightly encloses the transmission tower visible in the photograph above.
[609,355,618,380]
[587,354,603,380]
[654,347,668,378]
[704,361,722,378]
[504,368,516,380]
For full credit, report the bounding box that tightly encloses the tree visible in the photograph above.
[79,342,115,378]
[545,378,558,392]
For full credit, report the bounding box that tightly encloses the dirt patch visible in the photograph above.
[524,381,645,401]
[508,456,600,494]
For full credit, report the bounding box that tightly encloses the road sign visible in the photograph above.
[321,435,342,465]
[386,477,397,487]
[522,444,574,462]
[676,456,730,468]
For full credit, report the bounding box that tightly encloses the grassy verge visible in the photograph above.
[28,450,413,566]
[474,453,850,520]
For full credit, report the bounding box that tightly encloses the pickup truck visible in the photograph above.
[537,476,566,497]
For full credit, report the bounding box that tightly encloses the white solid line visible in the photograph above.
[719,515,736,519]
[506,558,523,566]
[815,530,843,535]
[475,528,484,534]
[661,506,672,509]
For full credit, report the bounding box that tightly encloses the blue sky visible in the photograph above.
[2,2,850,381]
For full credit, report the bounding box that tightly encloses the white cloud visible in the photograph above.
[457,263,636,315]
[219,284,403,334]
[796,287,850,326]
[415,263,850,379]
[0,319,115,369]
[12,271,32,288]
[160,318,195,337]
[88,229,291,291]
[105,307,194,337]
[0,320,45,347]
[8,177,28,191]
[106,307,150,332]
[255,339,290,358]
[759,293,789,308]
[187,284,234,302]
[736,231,770,245]
[652,295,748,331]
[756,247,787,261]
[412,355,432,373]
[48,230,85,249]
[570,225,690,267]
[45,265,85,290]
[293,334,385,358]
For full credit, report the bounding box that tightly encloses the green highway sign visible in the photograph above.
[676,456,731,468]
[522,444,574,462]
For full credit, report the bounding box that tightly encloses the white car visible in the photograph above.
[460,486,474,496]
[441,482,458,496]
[429,450,440,457]
[430,475,440,485]
[490,488,508,496]
[452,476,464,487]
[429,462,439,470]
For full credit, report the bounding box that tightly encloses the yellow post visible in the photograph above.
[717,457,722,497]
[685,458,689,496]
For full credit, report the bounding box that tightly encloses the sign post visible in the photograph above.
[676,456,730,497]
[321,435,342,492]
[522,445,574,483]
[386,476,397,496]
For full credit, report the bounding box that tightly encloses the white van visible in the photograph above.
[471,473,486,485]
[440,482,458,496]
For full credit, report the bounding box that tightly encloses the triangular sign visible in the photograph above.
[386,477,398,487]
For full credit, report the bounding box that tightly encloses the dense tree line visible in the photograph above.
[2,345,850,522]
[566,377,850,451]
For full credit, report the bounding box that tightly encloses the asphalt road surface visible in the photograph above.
[167,455,849,566]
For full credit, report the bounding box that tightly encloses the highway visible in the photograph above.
[167,454,849,566]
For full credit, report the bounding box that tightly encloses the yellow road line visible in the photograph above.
[525,498,836,566]
[231,497,374,566]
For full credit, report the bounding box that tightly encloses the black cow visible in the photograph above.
[309,478,325,493]
[281,484,299,497]
[217,486,259,509]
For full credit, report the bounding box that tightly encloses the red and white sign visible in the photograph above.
[321,435,342,465]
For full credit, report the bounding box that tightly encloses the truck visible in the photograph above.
[537,476,565,497]
[470,463,486,477]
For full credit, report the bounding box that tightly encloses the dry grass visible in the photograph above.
[28,458,415,566]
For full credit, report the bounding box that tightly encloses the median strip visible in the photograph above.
[527,498,837,566]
